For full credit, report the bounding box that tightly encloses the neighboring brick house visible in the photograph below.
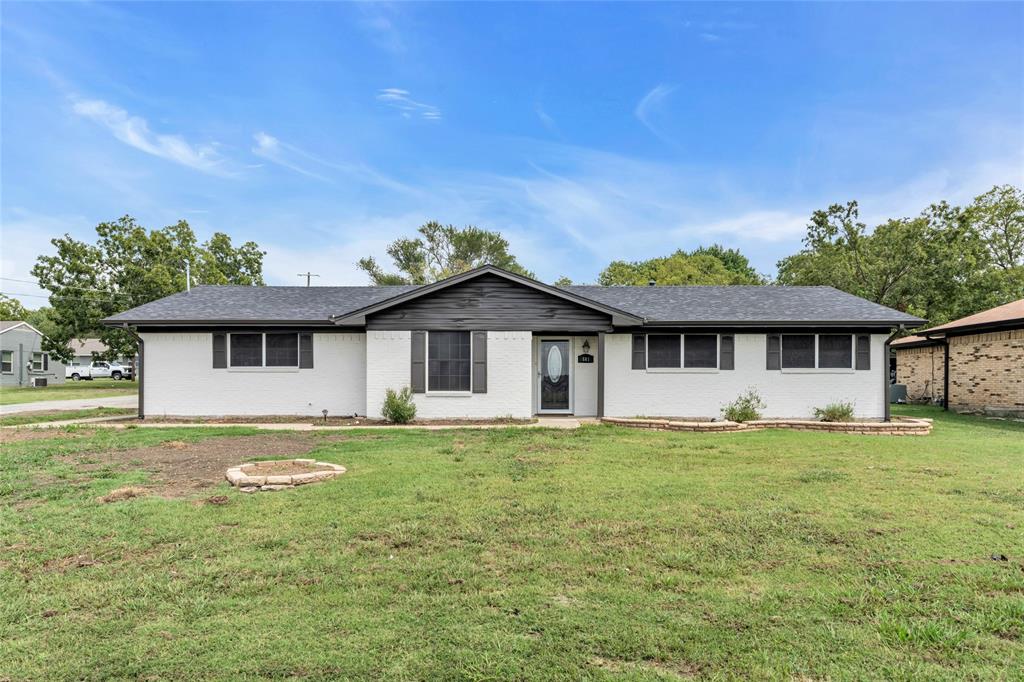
[893,299,1024,416]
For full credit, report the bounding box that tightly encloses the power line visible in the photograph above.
[0,290,127,303]
[297,272,320,287]
[0,276,130,295]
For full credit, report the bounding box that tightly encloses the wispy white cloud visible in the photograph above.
[356,3,406,54]
[634,84,677,143]
[252,131,421,195]
[535,103,560,136]
[252,132,331,182]
[72,98,231,176]
[699,32,722,42]
[376,88,442,120]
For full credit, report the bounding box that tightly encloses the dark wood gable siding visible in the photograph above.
[366,274,613,331]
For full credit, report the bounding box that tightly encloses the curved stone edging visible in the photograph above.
[226,459,346,492]
[601,416,932,436]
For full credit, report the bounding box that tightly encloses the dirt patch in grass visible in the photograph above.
[98,486,149,503]
[64,433,347,498]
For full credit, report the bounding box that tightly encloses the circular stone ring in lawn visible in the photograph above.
[225,459,346,493]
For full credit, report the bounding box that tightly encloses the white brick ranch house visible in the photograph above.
[104,265,924,420]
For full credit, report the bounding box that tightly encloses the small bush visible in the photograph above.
[722,388,765,422]
[814,402,855,422]
[382,386,417,424]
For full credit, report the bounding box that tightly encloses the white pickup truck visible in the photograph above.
[66,361,133,381]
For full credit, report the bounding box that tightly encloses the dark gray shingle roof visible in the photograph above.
[105,281,924,327]
[559,285,924,325]
[104,285,420,325]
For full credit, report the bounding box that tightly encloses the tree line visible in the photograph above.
[2,184,1019,362]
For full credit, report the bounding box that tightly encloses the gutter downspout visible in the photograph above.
[884,326,904,422]
[121,324,144,420]
[942,337,950,411]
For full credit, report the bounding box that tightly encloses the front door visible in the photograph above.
[539,339,571,413]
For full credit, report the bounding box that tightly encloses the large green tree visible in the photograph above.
[776,188,1023,326]
[598,246,765,286]
[357,221,533,285]
[32,216,265,361]
[0,294,30,321]
[969,184,1024,270]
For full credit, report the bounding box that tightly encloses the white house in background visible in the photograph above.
[103,265,924,420]
[0,321,65,387]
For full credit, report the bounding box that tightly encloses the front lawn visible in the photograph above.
[1,406,1021,679]
[0,378,137,405]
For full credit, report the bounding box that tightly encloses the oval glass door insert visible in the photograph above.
[546,345,563,382]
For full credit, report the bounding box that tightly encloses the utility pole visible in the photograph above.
[297,272,320,287]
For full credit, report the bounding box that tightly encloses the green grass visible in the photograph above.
[1,406,1021,680]
[0,406,137,427]
[0,378,137,405]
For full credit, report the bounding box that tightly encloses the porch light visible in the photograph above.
[582,340,591,353]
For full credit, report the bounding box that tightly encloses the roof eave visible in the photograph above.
[918,316,1024,339]
[640,319,923,328]
[102,319,340,328]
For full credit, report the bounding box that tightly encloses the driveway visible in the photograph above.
[0,394,138,415]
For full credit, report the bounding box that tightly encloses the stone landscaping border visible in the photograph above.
[601,416,932,436]
[225,459,346,492]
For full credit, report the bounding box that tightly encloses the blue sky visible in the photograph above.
[2,2,1022,302]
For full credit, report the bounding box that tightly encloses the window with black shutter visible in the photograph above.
[428,331,471,392]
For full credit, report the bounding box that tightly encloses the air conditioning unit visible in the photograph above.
[32,377,48,388]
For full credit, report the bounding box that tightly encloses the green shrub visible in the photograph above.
[813,402,856,422]
[722,388,765,422]
[382,387,417,424]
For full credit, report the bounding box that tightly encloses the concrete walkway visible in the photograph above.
[0,394,138,415]
[9,415,596,431]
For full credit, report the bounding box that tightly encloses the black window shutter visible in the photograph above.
[720,335,735,370]
[856,335,871,370]
[43,353,49,371]
[299,333,314,369]
[411,331,426,393]
[766,334,781,370]
[212,333,227,368]
[631,334,646,369]
[472,331,487,393]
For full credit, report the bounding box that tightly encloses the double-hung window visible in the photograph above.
[771,334,857,369]
[31,352,44,371]
[228,332,299,368]
[645,334,722,369]
[1,350,12,373]
[427,331,471,392]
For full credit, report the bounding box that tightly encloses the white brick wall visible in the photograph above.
[603,333,887,419]
[366,330,534,419]
[141,332,366,416]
